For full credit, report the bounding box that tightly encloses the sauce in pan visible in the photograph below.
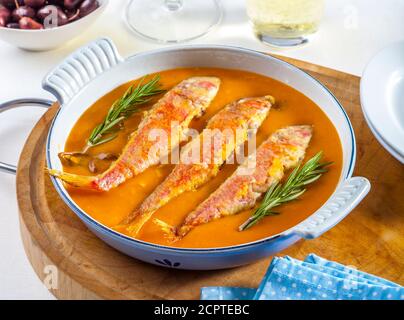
[63,68,343,248]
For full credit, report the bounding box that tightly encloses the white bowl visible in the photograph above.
[43,38,371,270]
[0,0,108,51]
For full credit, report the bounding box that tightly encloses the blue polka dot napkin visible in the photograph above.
[201,254,403,300]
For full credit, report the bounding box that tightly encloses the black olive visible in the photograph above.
[24,0,45,8]
[0,0,21,9]
[0,5,10,27]
[64,0,82,10]
[19,16,43,29]
[12,5,35,22]
[37,5,68,27]
[79,0,98,18]
[6,21,19,28]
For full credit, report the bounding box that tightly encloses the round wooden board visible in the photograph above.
[17,60,404,300]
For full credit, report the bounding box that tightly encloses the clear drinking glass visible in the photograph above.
[246,0,325,47]
[125,0,223,44]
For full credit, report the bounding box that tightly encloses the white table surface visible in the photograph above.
[0,0,403,300]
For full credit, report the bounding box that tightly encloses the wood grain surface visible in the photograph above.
[16,56,404,300]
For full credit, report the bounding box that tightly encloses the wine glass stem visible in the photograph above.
[165,0,183,11]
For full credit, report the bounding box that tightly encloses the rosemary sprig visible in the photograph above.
[84,75,164,152]
[239,151,332,231]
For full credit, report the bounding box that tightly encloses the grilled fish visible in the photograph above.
[48,77,221,191]
[155,125,313,241]
[122,95,275,236]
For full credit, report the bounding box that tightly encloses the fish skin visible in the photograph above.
[156,125,313,241]
[47,77,221,191]
[122,96,275,236]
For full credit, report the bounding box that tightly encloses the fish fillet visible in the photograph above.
[48,77,221,191]
[122,95,275,236]
[155,125,313,241]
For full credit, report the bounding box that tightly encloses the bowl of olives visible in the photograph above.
[0,0,108,51]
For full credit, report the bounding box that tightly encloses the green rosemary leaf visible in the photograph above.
[85,75,165,151]
[89,134,119,147]
[239,151,332,231]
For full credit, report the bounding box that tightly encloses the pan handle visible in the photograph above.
[289,177,371,239]
[42,38,124,106]
[0,98,53,175]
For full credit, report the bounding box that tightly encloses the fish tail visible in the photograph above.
[153,219,180,242]
[111,223,129,234]
[120,208,141,225]
[126,210,156,237]
[264,95,276,105]
[46,168,98,189]
[111,209,152,236]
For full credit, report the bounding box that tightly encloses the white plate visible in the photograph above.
[360,41,404,164]
[362,107,404,163]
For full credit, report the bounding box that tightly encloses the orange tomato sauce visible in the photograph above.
[64,68,343,248]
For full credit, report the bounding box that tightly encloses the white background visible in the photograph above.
[0,0,403,299]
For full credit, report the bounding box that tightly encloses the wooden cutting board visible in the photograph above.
[16,56,404,300]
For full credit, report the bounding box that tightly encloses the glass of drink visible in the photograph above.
[246,0,325,47]
[125,0,222,43]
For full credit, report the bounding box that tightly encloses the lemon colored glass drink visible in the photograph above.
[246,0,324,47]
